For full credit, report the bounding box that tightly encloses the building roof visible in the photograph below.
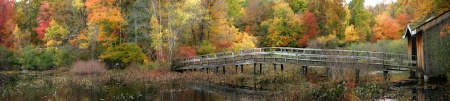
[403,10,450,38]
[402,24,416,39]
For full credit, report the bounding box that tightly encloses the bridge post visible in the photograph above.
[273,64,277,71]
[259,63,262,75]
[281,64,284,71]
[232,52,235,63]
[326,67,330,78]
[223,66,226,74]
[215,67,218,74]
[383,71,389,82]
[240,65,244,73]
[409,71,416,79]
[302,65,308,76]
[355,68,360,84]
[235,65,238,74]
[253,63,256,75]
[207,68,209,74]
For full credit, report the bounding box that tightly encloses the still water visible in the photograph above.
[1,73,449,101]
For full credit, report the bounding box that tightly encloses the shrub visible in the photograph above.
[54,47,75,67]
[71,60,107,75]
[0,46,18,70]
[176,45,197,59]
[100,43,147,68]
[346,39,407,54]
[19,46,75,70]
[198,40,216,55]
[20,46,56,70]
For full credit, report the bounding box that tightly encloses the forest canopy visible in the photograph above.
[0,0,448,70]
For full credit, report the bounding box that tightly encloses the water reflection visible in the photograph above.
[2,74,450,101]
[381,81,450,101]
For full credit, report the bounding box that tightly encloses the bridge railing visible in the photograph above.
[174,47,417,70]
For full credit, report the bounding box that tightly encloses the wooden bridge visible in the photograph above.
[173,47,417,75]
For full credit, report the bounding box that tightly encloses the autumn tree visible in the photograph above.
[396,13,412,26]
[298,11,321,47]
[100,43,147,66]
[399,0,449,22]
[207,0,233,52]
[35,2,52,41]
[149,16,176,61]
[371,12,402,42]
[261,1,303,47]
[240,0,272,36]
[225,0,243,22]
[230,26,257,50]
[14,0,41,34]
[287,0,307,13]
[44,19,69,48]
[343,25,359,43]
[13,26,31,52]
[349,0,374,42]
[324,0,348,39]
[79,0,127,59]
[0,0,15,47]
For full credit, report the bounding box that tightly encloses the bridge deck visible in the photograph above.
[173,47,417,71]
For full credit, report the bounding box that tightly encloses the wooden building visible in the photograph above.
[403,10,450,79]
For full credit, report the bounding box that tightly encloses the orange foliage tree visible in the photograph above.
[396,13,412,26]
[85,0,126,47]
[371,12,402,42]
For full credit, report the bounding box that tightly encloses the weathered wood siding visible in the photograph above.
[416,32,425,74]
[422,18,450,76]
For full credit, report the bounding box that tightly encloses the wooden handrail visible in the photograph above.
[174,47,417,71]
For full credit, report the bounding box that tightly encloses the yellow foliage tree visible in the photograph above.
[230,26,257,50]
[44,19,69,48]
[343,25,359,43]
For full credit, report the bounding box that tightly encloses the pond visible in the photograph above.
[1,71,449,101]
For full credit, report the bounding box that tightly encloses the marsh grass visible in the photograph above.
[1,62,393,100]
[71,60,107,75]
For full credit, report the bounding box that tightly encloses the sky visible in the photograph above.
[345,0,397,7]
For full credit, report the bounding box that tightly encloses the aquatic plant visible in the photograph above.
[71,60,107,75]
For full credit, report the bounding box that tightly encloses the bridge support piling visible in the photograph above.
[409,71,416,79]
[355,68,360,84]
[281,64,284,71]
[325,67,330,78]
[223,66,226,74]
[273,64,277,71]
[240,65,244,73]
[383,71,389,82]
[235,65,238,74]
[259,63,262,75]
[215,67,218,74]
[207,68,209,74]
[302,65,308,76]
[253,63,256,75]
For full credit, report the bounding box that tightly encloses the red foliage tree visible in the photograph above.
[177,46,197,59]
[0,0,15,47]
[298,11,321,47]
[396,13,412,26]
[34,2,52,40]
